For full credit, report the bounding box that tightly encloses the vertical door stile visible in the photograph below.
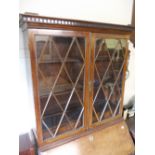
[89,33,95,127]
[119,39,129,115]
[83,32,89,130]
[28,31,43,145]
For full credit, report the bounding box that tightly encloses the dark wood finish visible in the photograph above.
[89,33,95,127]
[40,120,134,155]
[39,117,123,151]
[84,33,91,130]
[126,116,135,143]
[20,13,134,151]
[19,14,134,35]
[29,29,89,146]
[29,32,43,145]
[119,41,130,114]
[89,33,128,129]
[19,133,36,155]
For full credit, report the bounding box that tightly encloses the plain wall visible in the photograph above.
[19,0,134,135]
[19,28,36,135]
[19,0,133,25]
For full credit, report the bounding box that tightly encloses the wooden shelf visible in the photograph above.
[42,107,82,139]
[94,99,117,110]
[39,58,83,64]
[43,106,81,119]
[40,83,83,97]
[95,56,123,62]
[42,118,78,140]
[95,56,110,62]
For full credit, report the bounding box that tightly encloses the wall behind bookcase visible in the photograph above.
[19,0,134,135]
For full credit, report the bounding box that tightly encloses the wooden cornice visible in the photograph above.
[19,13,134,35]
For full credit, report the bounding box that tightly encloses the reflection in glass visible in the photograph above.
[92,38,127,123]
[35,35,85,140]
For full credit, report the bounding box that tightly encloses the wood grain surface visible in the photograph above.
[41,120,134,155]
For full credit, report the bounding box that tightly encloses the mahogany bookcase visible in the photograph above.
[19,13,134,151]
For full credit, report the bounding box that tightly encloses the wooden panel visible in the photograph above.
[41,120,134,155]
[29,29,90,146]
[19,133,36,155]
[29,32,43,145]
[19,14,134,35]
[20,14,134,149]
[90,34,128,128]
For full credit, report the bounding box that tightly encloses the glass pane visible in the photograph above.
[92,38,127,124]
[35,35,85,140]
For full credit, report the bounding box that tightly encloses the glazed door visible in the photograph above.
[90,34,128,127]
[31,30,89,141]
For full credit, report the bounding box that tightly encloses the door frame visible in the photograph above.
[88,33,130,129]
[28,29,90,146]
